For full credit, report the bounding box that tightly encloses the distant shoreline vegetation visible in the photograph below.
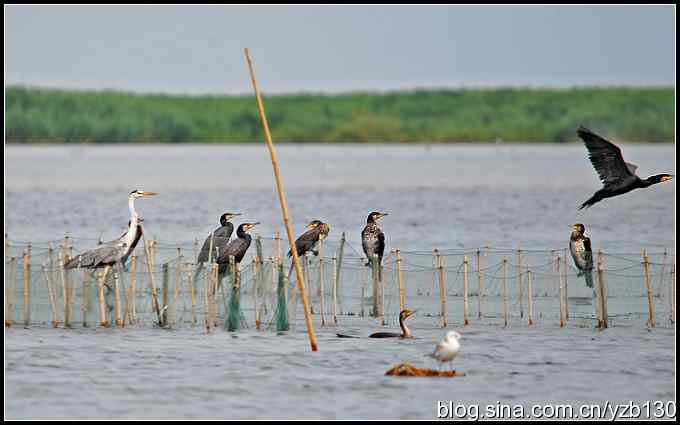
[5,85,674,144]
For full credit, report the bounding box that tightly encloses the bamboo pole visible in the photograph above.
[82,271,91,327]
[642,250,655,328]
[476,249,483,320]
[319,255,326,327]
[57,253,70,328]
[187,263,197,326]
[436,250,447,328]
[97,266,111,327]
[595,250,607,328]
[502,257,508,327]
[527,265,534,326]
[557,256,565,328]
[253,257,260,330]
[161,263,169,327]
[360,258,366,317]
[372,254,379,318]
[396,249,404,312]
[23,248,31,327]
[141,232,162,326]
[304,252,313,313]
[671,258,676,324]
[517,248,523,319]
[463,256,469,326]
[42,263,59,327]
[129,256,137,324]
[6,257,17,327]
[563,248,569,320]
[112,267,123,327]
[172,248,183,326]
[332,256,338,325]
[245,48,317,351]
[336,232,346,297]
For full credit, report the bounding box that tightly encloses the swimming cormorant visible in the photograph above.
[194,212,241,278]
[64,190,157,270]
[362,211,388,277]
[577,126,673,209]
[368,309,415,338]
[569,223,594,288]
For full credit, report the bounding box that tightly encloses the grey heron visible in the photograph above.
[64,189,158,270]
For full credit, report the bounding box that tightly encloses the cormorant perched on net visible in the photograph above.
[64,190,157,270]
[287,220,331,280]
[215,222,260,281]
[362,211,388,279]
[569,223,594,288]
[577,126,673,209]
[194,212,241,279]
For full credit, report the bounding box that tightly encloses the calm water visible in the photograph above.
[4,144,677,419]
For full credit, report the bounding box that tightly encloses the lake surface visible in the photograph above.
[4,144,676,419]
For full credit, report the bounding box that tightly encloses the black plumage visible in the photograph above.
[577,126,673,209]
[288,220,330,258]
[194,212,239,279]
[215,222,259,279]
[569,223,594,288]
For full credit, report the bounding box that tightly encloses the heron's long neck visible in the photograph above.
[123,196,140,244]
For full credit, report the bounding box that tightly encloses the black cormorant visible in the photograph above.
[369,309,415,338]
[361,211,388,277]
[569,223,594,288]
[194,212,241,278]
[215,222,260,280]
[287,220,331,279]
[336,309,415,338]
[64,190,157,270]
[577,126,673,209]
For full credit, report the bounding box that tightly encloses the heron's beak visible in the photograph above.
[661,175,674,182]
[141,191,158,198]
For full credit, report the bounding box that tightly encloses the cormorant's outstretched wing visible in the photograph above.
[288,227,321,257]
[577,126,636,186]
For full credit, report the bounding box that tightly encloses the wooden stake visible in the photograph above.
[563,248,569,320]
[336,232,346,296]
[642,250,655,328]
[396,249,404,312]
[42,263,59,327]
[372,254,379,318]
[502,257,508,327]
[671,258,676,324]
[97,266,111,327]
[245,48,317,351]
[527,265,534,326]
[476,249,483,320]
[319,254,326,327]
[595,250,608,328]
[436,250,448,328]
[557,256,565,328]
[463,256,469,326]
[188,263,197,326]
[141,232,162,326]
[82,270,91,327]
[517,248,523,319]
[23,248,31,327]
[110,267,121,326]
[129,256,137,325]
[5,257,16,327]
[332,256,338,325]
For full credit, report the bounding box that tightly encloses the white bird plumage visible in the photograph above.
[430,330,462,370]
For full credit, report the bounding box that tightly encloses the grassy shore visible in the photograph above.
[5,85,674,144]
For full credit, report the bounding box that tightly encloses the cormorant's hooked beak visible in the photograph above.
[378,212,389,220]
[306,221,319,229]
[227,212,242,218]
[661,175,674,182]
[404,309,416,320]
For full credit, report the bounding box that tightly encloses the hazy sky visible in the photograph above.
[5,5,676,94]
